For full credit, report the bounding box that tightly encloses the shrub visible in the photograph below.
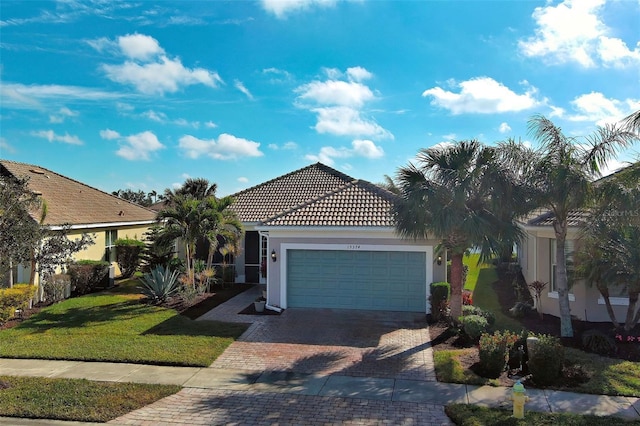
[462,290,473,305]
[462,305,495,326]
[430,281,450,322]
[44,274,71,302]
[478,330,518,378]
[115,238,145,278]
[461,314,489,342]
[68,260,110,295]
[509,301,533,318]
[139,265,180,304]
[528,334,564,386]
[582,329,617,356]
[178,284,199,307]
[508,330,529,371]
[0,284,36,324]
[140,225,175,273]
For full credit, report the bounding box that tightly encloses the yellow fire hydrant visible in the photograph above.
[510,380,530,419]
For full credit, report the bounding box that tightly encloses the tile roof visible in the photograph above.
[521,209,588,227]
[230,162,397,227]
[0,160,157,227]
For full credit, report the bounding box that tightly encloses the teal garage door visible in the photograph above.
[287,249,426,312]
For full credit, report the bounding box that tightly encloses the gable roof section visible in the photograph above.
[230,162,397,228]
[262,179,397,227]
[0,160,157,228]
[521,208,588,228]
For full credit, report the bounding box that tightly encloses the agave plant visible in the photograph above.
[138,265,180,303]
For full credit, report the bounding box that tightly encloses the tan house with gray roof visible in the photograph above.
[0,160,157,286]
[230,163,444,313]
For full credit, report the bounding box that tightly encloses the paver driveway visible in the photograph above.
[202,287,436,381]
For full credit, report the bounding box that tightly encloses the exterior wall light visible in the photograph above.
[271,249,277,262]
[437,255,442,265]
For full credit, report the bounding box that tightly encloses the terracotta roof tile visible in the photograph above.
[523,209,588,227]
[1,160,157,227]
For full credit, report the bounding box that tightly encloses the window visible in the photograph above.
[550,239,574,292]
[105,230,118,263]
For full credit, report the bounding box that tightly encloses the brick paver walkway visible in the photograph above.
[111,388,453,425]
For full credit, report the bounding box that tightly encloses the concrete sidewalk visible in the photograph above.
[1,357,639,423]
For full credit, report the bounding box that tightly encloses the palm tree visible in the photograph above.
[393,140,524,319]
[163,178,218,204]
[201,195,243,271]
[504,115,637,337]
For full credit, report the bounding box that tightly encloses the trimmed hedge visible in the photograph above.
[528,334,564,385]
[430,281,450,322]
[0,284,37,324]
[115,238,145,278]
[68,260,110,295]
[460,314,489,342]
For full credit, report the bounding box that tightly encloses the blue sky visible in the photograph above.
[1,0,639,196]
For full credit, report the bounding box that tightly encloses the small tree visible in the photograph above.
[115,238,145,278]
[140,224,175,272]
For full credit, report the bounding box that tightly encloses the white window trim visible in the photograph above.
[597,297,629,306]
[547,291,576,302]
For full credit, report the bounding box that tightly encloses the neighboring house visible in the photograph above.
[517,210,629,323]
[0,160,157,286]
[228,163,445,313]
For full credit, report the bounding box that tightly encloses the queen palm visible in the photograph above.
[201,195,243,271]
[504,115,636,337]
[393,140,524,320]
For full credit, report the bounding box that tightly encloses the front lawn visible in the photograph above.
[0,375,180,422]
[0,280,249,367]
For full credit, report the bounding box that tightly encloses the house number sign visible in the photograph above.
[346,245,361,250]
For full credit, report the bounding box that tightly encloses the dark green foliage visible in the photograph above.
[115,238,145,278]
[478,330,518,378]
[581,330,617,356]
[461,314,489,342]
[462,305,496,326]
[509,301,533,318]
[528,334,564,385]
[140,225,175,273]
[67,260,110,295]
[430,281,450,321]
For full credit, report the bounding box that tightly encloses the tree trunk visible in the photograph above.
[597,283,620,329]
[449,252,464,320]
[624,290,639,331]
[554,222,574,337]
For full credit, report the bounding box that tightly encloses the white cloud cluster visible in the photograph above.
[295,67,393,140]
[141,110,201,127]
[422,77,541,114]
[1,83,122,110]
[31,130,83,145]
[519,0,640,68]
[179,133,264,160]
[96,33,223,95]
[268,141,298,150]
[563,92,640,126]
[305,139,384,166]
[100,129,165,160]
[234,80,254,100]
[261,0,338,18]
[49,107,79,123]
[499,122,512,134]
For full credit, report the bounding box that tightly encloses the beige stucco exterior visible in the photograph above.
[518,227,630,323]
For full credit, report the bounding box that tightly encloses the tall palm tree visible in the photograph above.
[393,140,524,319]
[201,195,243,271]
[163,178,218,204]
[504,115,637,337]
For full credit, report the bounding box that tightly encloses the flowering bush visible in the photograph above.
[462,290,473,305]
[478,330,518,378]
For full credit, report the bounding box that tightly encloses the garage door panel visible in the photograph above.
[287,249,427,312]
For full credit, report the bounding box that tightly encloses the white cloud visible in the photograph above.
[346,66,373,82]
[103,56,222,96]
[143,110,168,122]
[519,0,640,68]
[296,80,374,107]
[499,122,512,133]
[565,92,640,126]
[0,137,15,153]
[442,133,457,140]
[262,67,292,83]
[261,0,338,18]
[205,121,218,128]
[118,33,165,61]
[178,133,264,160]
[31,130,83,145]
[49,107,78,123]
[422,77,541,114]
[100,129,121,140]
[116,131,165,161]
[313,106,393,139]
[234,80,254,100]
[1,83,122,109]
[268,141,298,150]
[237,176,249,183]
[305,139,384,166]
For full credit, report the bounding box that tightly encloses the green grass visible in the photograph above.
[433,349,497,386]
[445,404,640,425]
[463,253,482,292]
[472,266,524,332]
[0,280,249,366]
[0,375,180,422]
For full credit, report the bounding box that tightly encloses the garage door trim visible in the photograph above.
[279,243,433,312]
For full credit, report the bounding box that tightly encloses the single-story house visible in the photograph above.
[517,210,629,323]
[228,163,445,313]
[0,160,157,286]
